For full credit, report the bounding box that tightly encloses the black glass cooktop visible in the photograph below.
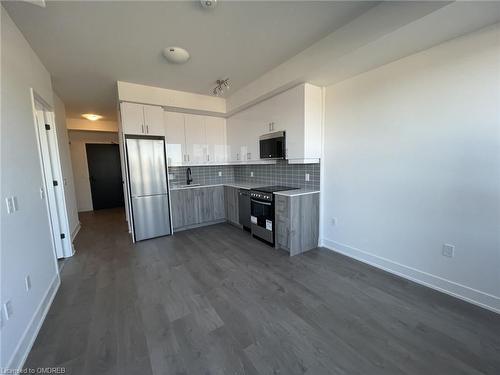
[253,186,299,193]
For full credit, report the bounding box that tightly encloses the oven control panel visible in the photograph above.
[250,191,273,202]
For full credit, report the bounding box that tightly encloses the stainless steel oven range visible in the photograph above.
[250,186,298,245]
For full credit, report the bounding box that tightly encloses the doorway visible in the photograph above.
[85,143,124,210]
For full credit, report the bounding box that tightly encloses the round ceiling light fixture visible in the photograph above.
[200,0,217,10]
[81,113,103,121]
[162,47,190,64]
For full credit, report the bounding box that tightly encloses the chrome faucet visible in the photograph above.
[186,167,193,185]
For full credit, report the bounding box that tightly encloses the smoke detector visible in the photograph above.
[200,0,217,10]
[162,47,190,64]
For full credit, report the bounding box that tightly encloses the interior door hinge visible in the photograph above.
[60,233,66,239]
[45,124,51,130]
[53,180,58,186]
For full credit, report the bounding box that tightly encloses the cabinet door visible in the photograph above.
[120,102,145,135]
[184,114,206,164]
[164,111,186,166]
[205,117,226,163]
[170,190,185,230]
[224,186,239,225]
[143,105,165,136]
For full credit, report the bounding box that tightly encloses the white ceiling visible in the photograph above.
[3,1,377,120]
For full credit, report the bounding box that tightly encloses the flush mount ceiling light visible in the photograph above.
[200,0,217,10]
[163,47,190,64]
[212,79,230,96]
[82,113,103,121]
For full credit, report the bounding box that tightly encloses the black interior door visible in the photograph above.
[86,143,124,210]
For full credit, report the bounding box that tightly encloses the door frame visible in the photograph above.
[31,89,73,259]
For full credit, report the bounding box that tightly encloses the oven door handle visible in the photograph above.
[251,199,272,206]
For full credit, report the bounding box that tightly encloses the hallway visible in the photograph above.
[24,209,500,375]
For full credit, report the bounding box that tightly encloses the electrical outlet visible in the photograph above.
[331,217,337,226]
[40,187,45,200]
[305,173,310,182]
[168,173,175,180]
[4,300,13,320]
[25,275,32,292]
[250,171,254,177]
[442,244,455,258]
[218,171,222,177]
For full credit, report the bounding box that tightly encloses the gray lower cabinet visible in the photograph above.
[224,186,240,226]
[275,193,319,256]
[170,186,225,231]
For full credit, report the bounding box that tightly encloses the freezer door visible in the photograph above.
[132,194,171,241]
[126,138,167,197]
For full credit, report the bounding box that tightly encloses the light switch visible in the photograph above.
[5,198,12,214]
[5,197,15,214]
[12,196,18,211]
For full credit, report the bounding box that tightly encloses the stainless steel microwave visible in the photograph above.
[259,131,285,159]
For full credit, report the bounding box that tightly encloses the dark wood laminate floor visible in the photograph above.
[25,208,500,375]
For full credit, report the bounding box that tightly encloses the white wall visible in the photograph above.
[66,117,118,132]
[0,7,60,369]
[53,96,80,239]
[68,130,119,212]
[322,24,500,312]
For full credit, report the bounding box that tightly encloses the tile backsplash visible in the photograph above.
[169,161,320,190]
[168,165,235,186]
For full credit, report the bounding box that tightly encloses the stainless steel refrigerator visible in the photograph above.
[125,136,171,241]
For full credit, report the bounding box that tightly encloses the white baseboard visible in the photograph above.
[71,222,81,241]
[322,238,500,314]
[6,274,61,370]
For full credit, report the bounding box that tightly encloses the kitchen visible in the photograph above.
[120,82,321,255]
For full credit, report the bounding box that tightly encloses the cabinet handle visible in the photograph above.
[207,154,210,162]
[146,125,149,134]
[237,153,240,161]
[141,124,144,133]
[187,154,190,162]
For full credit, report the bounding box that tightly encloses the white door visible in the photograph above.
[33,93,73,259]
[120,102,145,135]
[164,111,186,166]
[143,105,164,136]
[184,114,206,164]
[205,116,226,163]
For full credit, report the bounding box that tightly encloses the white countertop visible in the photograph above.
[169,181,262,191]
[170,182,319,195]
[274,188,320,197]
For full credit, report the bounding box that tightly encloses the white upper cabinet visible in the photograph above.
[164,111,226,166]
[184,114,206,164]
[120,102,165,136]
[164,111,186,166]
[120,102,144,134]
[143,105,165,136]
[226,83,322,163]
[205,116,227,163]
